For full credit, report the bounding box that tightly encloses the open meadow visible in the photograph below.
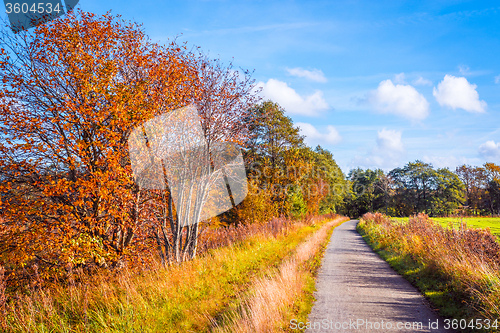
[391,216,500,240]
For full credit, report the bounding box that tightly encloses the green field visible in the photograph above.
[390,216,500,240]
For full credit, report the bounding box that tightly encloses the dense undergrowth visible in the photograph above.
[358,213,500,333]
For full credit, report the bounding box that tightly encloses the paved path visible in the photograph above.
[304,220,454,333]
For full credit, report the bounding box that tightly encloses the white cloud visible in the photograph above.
[495,75,500,84]
[479,141,500,160]
[351,129,405,170]
[393,73,406,84]
[433,75,487,113]
[413,76,432,86]
[286,67,327,83]
[368,80,430,121]
[296,122,341,146]
[376,129,404,155]
[256,79,329,116]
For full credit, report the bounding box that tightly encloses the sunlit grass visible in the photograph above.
[391,216,500,240]
[211,217,348,332]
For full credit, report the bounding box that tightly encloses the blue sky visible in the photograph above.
[9,0,500,173]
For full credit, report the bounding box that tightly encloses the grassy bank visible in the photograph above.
[0,215,346,332]
[358,213,500,333]
[211,217,348,332]
[285,216,344,332]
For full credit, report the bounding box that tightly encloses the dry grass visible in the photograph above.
[0,265,6,328]
[198,217,294,255]
[0,214,344,332]
[212,216,348,332]
[360,212,500,322]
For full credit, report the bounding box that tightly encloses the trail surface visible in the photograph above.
[304,220,454,333]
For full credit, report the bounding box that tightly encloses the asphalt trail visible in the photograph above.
[304,220,455,333]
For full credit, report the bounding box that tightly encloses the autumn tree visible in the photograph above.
[0,8,262,275]
[430,168,464,216]
[239,101,310,221]
[456,164,488,215]
[484,163,500,215]
[456,165,474,209]
[0,9,219,282]
[288,146,330,216]
[237,101,346,221]
[373,173,394,215]
[313,145,346,215]
[241,101,305,218]
[151,57,260,264]
[245,101,305,181]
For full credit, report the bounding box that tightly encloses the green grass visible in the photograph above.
[391,216,500,240]
[3,220,334,333]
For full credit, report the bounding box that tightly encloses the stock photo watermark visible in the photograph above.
[128,105,248,226]
[290,318,499,331]
[3,0,79,33]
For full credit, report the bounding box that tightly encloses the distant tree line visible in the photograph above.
[343,161,500,218]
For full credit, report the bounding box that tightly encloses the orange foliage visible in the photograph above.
[0,9,260,285]
[0,10,200,282]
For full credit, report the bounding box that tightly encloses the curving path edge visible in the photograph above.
[302,220,455,333]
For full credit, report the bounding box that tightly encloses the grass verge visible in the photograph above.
[211,216,349,332]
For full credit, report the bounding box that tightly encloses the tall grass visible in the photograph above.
[0,214,343,332]
[212,216,348,332]
[197,216,294,254]
[359,213,500,325]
